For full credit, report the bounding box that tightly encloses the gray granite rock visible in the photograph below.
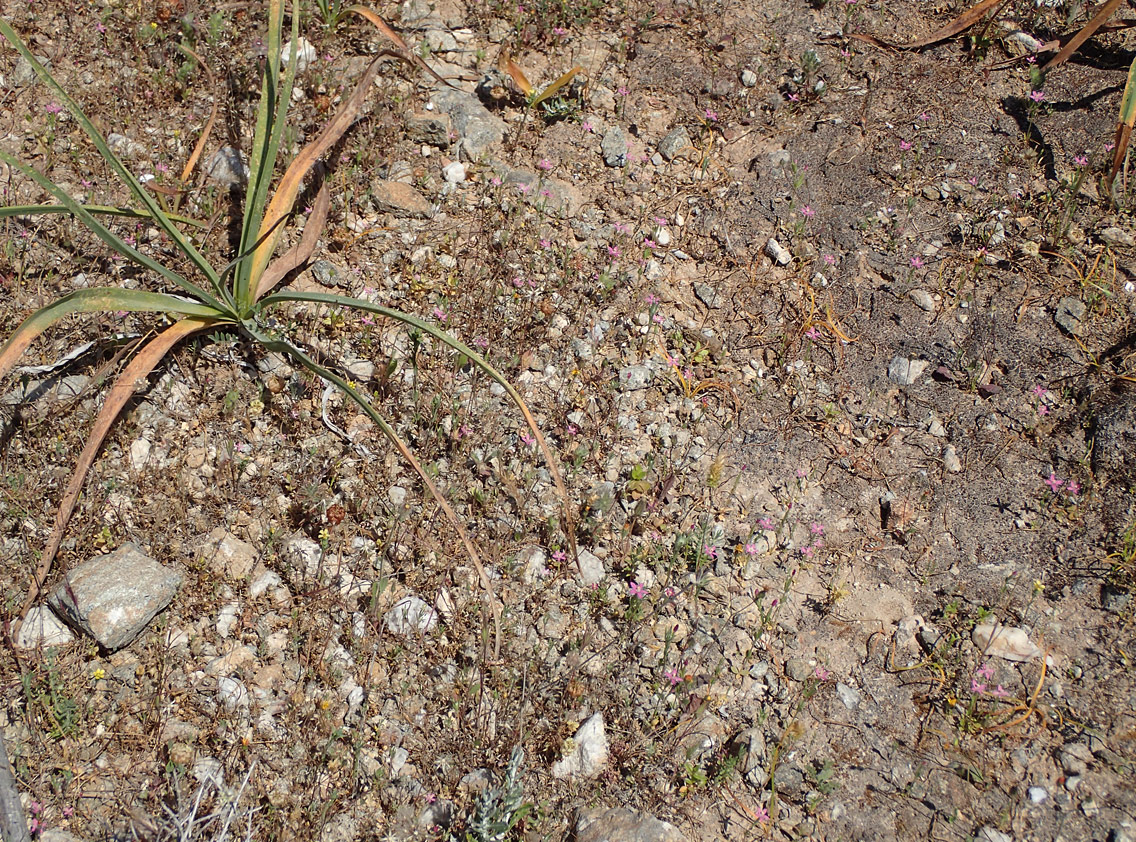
[658,126,690,161]
[48,543,182,650]
[576,807,688,842]
[431,87,507,160]
[1055,296,1085,336]
[602,126,628,167]
[204,146,248,187]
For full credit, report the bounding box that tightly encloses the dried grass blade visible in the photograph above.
[248,56,385,300]
[345,5,453,88]
[1107,56,1136,190]
[1044,0,1123,70]
[501,55,534,96]
[171,43,219,195]
[531,65,583,109]
[256,177,331,296]
[846,0,1003,49]
[22,316,219,611]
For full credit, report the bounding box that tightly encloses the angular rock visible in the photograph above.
[972,622,1043,662]
[888,357,929,385]
[765,238,792,266]
[1055,296,1085,336]
[576,807,688,842]
[552,713,608,779]
[385,595,438,635]
[1099,226,1135,248]
[694,282,721,309]
[577,548,606,586]
[372,180,433,218]
[48,543,182,651]
[601,126,628,167]
[658,126,691,161]
[909,289,936,311]
[442,161,466,183]
[431,87,507,160]
[202,527,258,580]
[281,37,317,73]
[943,444,962,473]
[406,111,452,147]
[618,364,655,392]
[204,146,249,187]
[16,605,74,649]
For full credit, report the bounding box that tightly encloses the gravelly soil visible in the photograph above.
[1,0,1135,840]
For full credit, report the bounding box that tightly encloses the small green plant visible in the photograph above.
[313,0,349,29]
[0,4,571,640]
[459,746,531,842]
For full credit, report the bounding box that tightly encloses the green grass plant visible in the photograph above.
[0,2,570,644]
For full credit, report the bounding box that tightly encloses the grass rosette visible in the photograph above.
[0,2,570,645]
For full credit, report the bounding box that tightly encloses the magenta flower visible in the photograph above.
[1044,473,1064,492]
[552,549,567,562]
[810,522,825,535]
[899,139,912,151]
[910,255,925,268]
[1029,90,1045,103]
[1066,480,1080,495]
[1030,384,1049,398]
[664,667,680,685]
[800,205,815,219]
[537,158,553,171]
[628,580,648,599]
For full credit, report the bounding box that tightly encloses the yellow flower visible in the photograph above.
[92,668,105,680]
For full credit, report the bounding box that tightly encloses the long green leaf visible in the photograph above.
[0,149,226,312]
[260,290,576,556]
[0,288,224,385]
[242,321,502,658]
[0,204,205,228]
[0,18,223,296]
[235,0,300,308]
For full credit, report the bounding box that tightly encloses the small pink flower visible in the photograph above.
[552,549,567,562]
[804,326,821,340]
[1044,473,1064,492]
[744,542,759,556]
[753,804,770,823]
[432,306,447,322]
[823,254,836,265]
[664,667,680,685]
[540,238,551,248]
[1074,154,1088,167]
[910,255,924,268]
[967,175,979,186]
[629,580,648,599]
[796,468,807,478]
[517,182,532,195]
[537,158,553,171]
[607,244,620,257]
[582,120,594,133]
[519,431,535,446]
[899,139,912,151]
[45,102,62,114]
[810,522,825,535]
[702,544,718,559]
[1030,384,1049,398]
[758,517,774,530]
[977,663,994,680]
[814,666,831,680]
[617,86,629,96]
[1029,90,1045,103]
[971,678,986,694]
[991,685,1009,698]
[704,108,718,121]
[1066,480,1080,495]
[800,205,815,219]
